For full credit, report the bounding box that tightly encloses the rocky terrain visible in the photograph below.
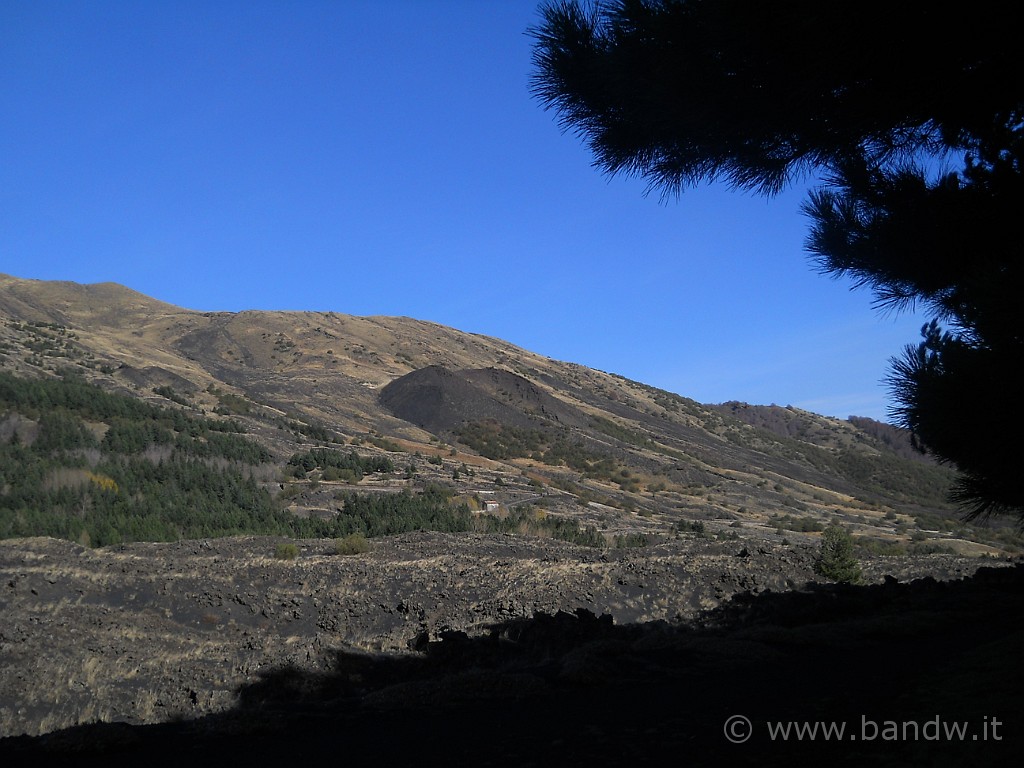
[0,533,1019,765]
[0,531,812,737]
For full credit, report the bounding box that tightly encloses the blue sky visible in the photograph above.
[1,1,927,422]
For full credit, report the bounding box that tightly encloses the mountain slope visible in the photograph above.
[1,272,1016,556]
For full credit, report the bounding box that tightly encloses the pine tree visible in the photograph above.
[814,525,862,584]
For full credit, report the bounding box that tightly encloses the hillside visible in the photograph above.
[1,272,1018,557]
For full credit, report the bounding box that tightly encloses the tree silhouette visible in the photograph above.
[530,0,1023,520]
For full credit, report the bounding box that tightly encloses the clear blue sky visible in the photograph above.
[1,0,927,422]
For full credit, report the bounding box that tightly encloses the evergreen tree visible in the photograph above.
[814,524,863,584]
[530,0,1023,519]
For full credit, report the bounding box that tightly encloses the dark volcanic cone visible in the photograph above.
[379,365,537,434]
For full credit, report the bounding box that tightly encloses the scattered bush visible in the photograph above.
[334,533,370,555]
[274,542,299,560]
[770,513,825,532]
[675,520,706,537]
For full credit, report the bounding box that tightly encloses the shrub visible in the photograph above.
[675,520,706,537]
[613,532,649,548]
[814,525,862,583]
[274,542,299,560]
[334,533,370,556]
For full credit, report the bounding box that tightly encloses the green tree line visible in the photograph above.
[2,371,638,549]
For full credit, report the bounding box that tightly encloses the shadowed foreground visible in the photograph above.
[2,564,1020,767]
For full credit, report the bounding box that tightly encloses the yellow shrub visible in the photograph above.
[88,473,119,494]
